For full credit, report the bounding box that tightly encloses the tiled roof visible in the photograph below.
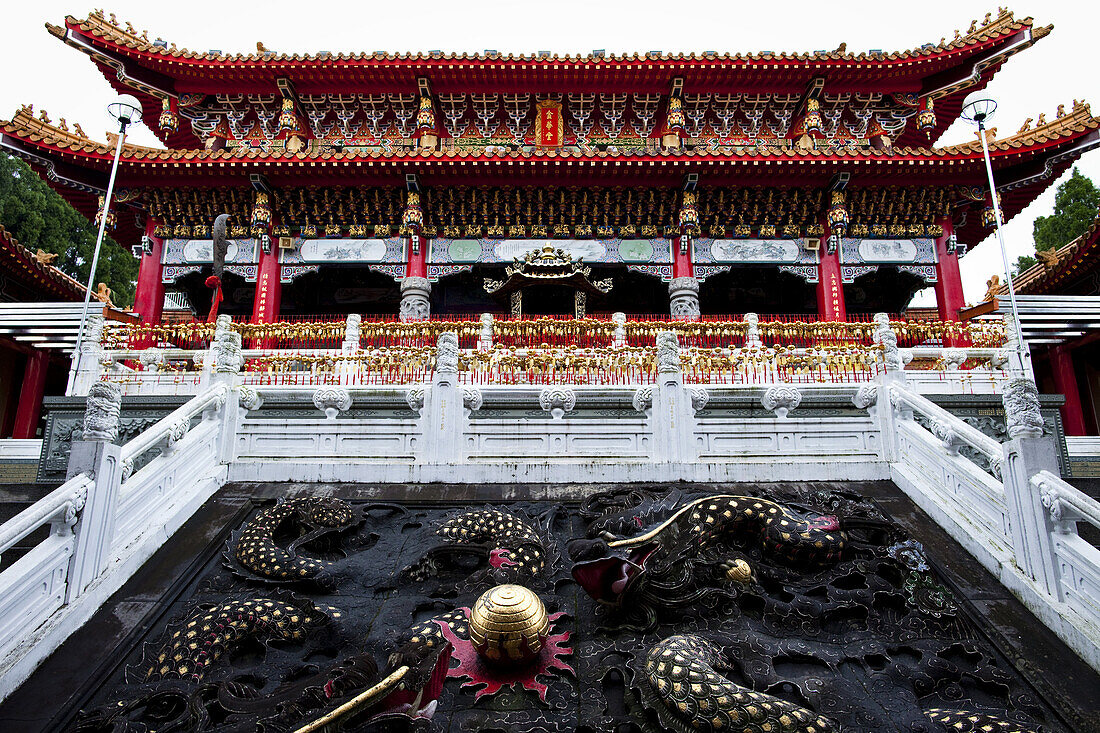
[936,101,1097,155]
[54,8,1044,67]
[0,224,100,302]
[4,102,1094,167]
[1008,209,1100,296]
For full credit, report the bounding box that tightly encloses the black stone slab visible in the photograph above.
[2,480,1097,732]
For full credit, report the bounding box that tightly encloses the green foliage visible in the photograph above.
[1031,167,1100,254]
[1014,254,1037,275]
[0,154,136,306]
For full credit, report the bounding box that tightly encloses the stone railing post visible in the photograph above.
[743,312,761,348]
[68,314,106,396]
[64,382,123,601]
[209,315,242,384]
[478,313,494,351]
[873,312,904,374]
[999,377,1060,595]
[651,331,697,465]
[342,313,362,352]
[419,332,465,465]
[611,312,627,347]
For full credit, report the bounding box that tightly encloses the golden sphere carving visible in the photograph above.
[468,584,549,665]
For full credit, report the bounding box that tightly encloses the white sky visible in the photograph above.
[3,0,1099,308]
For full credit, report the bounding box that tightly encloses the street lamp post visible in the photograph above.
[960,91,1030,375]
[71,95,143,383]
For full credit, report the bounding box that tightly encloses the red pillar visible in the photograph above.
[252,241,282,348]
[673,234,692,279]
[407,233,427,279]
[133,220,165,347]
[12,350,48,439]
[1050,344,1087,436]
[816,223,847,322]
[934,220,965,318]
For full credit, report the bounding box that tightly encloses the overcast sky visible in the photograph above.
[3,0,1099,308]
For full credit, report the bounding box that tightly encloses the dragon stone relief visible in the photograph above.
[72,488,1069,732]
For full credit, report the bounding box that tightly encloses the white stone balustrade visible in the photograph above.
[0,384,233,700]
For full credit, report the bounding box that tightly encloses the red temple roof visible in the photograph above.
[1009,208,1100,296]
[48,9,1049,149]
[0,224,101,302]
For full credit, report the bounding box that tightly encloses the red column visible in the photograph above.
[816,223,847,322]
[673,234,692,279]
[133,220,165,347]
[407,233,427,279]
[12,350,48,439]
[933,220,965,321]
[252,241,282,348]
[1050,344,1087,436]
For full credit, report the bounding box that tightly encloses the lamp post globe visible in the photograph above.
[107,95,143,128]
[961,91,998,127]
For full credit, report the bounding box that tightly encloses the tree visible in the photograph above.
[1032,167,1100,255]
[1014,254,1037,275]
[0,154,136,305]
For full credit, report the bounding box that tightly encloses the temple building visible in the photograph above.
[1,9,1100,733]
[1,10,1096,325]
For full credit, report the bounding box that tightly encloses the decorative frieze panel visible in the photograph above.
[162,238,258,267]
[428,238,672,266]
[839,237,937,265]
[281,237,406,265]
[693,238,817,281]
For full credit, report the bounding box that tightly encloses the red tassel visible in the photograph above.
[205,275,223,323]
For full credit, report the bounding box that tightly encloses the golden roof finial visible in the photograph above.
[983,12,991,25]
[1018,118,1032,133]
[109,13,117,25]
[38,109,50,124]
[983,275,1001,303]
[58,118,68,132]
[1056,104,1065,118]
[20,103,33,115]
[968,20,978,33]
[1036,112,1046,126]
[74,122,86,137]
[257,41,271,53]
